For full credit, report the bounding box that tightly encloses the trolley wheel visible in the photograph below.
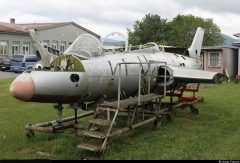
[190,105,199,115]
[26,131,35,138]
[199,97,205,103]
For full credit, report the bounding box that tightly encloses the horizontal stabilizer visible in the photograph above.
[169,66,226,84]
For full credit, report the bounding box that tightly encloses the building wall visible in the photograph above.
[35,24,92,51]
[203,48,238,77]
[203,49,224,74]
[225,48,238,76]
[0,33,33,57]
[0,23,99,57]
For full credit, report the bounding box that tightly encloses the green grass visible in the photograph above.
[1,79,240,160]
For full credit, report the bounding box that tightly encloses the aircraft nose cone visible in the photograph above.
[10,74,35,102]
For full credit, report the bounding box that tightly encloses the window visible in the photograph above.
[209,52,221,68]
[12,55,24,62]
[0,41,8,55]
[26,56,37,62]
[68,42,73,48]
[12,41,20,55]
[23,42,30,54]
[52,41,58,50]
[200,53,204,63]
[42,40,49,47]
[60,42,66,53]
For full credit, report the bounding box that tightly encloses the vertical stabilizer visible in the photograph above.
[29,29,55,68]
[188,27,205,58]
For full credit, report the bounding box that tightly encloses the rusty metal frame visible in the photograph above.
[25,110,94,136]
[113,61,167,109]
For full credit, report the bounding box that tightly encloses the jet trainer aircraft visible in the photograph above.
[10,27,225,119]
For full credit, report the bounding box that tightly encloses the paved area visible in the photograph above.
[0,71,19,78]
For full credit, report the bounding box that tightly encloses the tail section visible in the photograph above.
[188,27,205,58]
[29,29,56,68]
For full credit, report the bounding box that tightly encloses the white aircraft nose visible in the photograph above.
[10,73,35,102]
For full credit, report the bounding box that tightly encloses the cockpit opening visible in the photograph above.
[64,34,103,59]
[51,55,85,72]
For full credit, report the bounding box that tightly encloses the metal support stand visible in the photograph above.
[54,104,63,126]
[74,108,78,124]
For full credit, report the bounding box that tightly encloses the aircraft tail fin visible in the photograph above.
[188,27,205,58]
[29,29,55,68]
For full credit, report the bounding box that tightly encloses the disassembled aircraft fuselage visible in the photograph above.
[10,27,225,105]
[9,27,227,153]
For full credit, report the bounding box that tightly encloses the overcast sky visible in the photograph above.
[0,0,240,38]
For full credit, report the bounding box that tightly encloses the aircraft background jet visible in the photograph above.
[10,27,225,106]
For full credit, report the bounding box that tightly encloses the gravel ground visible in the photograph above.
[0,71,19,79]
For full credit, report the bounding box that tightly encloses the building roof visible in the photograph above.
[16,22,68,31]
[0,21,100,38]
[0,22,27,34]
[16,22,100,38]
[222,34,239,49]
[232,33,240,47]
[234,33,240,38]
[203,34,239,50]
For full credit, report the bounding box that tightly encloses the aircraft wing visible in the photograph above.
[168,66,226,84]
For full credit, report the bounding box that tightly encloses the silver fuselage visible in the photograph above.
[15,50,202,103]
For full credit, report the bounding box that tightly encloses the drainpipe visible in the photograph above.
[233,33,240,75]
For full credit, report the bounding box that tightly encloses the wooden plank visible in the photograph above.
[100,93,163,108]
[76,131,106,139]
[73,124,88,130]
[91,119,112,126]
[77,143,101,152]
[25,123,73,133]
[110,127,130,137]
[97,107,117,112]
[25,125,54,133]
[131,117,157,129]
[110,117,158,136]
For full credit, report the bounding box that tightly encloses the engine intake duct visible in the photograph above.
[153,66,174,87]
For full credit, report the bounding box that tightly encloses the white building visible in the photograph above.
[0,19,100,57]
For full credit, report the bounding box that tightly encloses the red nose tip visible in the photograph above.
[10,74,35,102]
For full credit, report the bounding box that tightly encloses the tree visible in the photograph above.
[168,14,223,47]
[128,14,224,47]
[128,14,168,45]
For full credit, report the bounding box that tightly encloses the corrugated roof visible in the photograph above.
[234,33,240,37]
[0,22,100,38]
[16,22,71,31]
[203,34,239,50]
[221,34,239,49]
[0,23,27,33]
[232,42,240,47]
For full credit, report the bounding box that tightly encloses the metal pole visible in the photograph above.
[118,64,122,108]
[164,63,167,97]
[148,63,151,94]
[27,111,94,127]
[113,61,167,99]
[55,104,63,126]
[74,108,78,124]
[138,64,142,105]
